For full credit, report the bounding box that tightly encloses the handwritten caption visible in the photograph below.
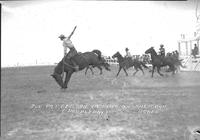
[30,103,167,115]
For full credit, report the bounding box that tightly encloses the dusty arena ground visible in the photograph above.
[1,65,200,140]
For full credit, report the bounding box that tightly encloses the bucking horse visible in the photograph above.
[51,50,110,89]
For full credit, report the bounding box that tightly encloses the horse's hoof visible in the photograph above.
[63,85,68,89]
[51,74,55,77]
[61,87,67,90]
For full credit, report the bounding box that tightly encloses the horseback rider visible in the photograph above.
[125,48,132,58]
[174,50,179,59]
[124,47,132,69]
[159,44,165,58]
[192,44,199,59]
[59,26,79,71]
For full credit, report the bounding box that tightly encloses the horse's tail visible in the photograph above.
[140,61,149,69]
[102,62,111,71]
[92,49,102,60]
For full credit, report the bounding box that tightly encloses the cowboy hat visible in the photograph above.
[58,34,66,39]
[125,48,129,51]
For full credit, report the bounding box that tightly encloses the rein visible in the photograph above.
[63,59,77,69]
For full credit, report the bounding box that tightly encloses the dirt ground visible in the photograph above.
[1,65,200,140]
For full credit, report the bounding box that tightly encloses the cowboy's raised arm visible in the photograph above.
[68,26,77,39]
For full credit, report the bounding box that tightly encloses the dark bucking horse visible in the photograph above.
[145,47,176,77]
[112,52,149,77]
[51,50,110,89]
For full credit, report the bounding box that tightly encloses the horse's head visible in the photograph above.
[145,47,156,55]
[51,60,65,88]
[112,52,121,59]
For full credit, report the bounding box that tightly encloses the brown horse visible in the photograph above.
[145,47,176,77]
[51,50,110,89]
[112,52,149,77]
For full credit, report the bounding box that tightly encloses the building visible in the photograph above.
[178,22,200,71]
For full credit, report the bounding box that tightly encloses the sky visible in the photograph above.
[1,0,199,67]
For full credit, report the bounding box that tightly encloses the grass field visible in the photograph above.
[1,65,200,140]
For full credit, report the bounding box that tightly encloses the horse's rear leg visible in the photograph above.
[157,67,164,76]
[85,66,94,75]
[85,67,89,75]
[133,69,138,76]
[97,66,102,75]
[138,66,144,75]
[123,67,128,76]
[116,66,122,77]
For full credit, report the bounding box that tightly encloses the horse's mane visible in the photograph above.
[151,48,158,56]
[116,52,124,58]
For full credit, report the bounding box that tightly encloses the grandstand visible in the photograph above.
[178,22,200,71]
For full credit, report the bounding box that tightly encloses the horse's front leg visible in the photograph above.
[123,67,128,76]
[63,71,73,89]
[151,65,156,77]
[157,66,164,76]
[116,66,122,77]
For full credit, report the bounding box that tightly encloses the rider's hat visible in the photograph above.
[58,34,66,39]
[125,48,129,51]
[160,44,164,47]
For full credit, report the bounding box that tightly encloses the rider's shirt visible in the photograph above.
[159,48,165,56]
[63,37,75,55]
[125,51,131,58]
